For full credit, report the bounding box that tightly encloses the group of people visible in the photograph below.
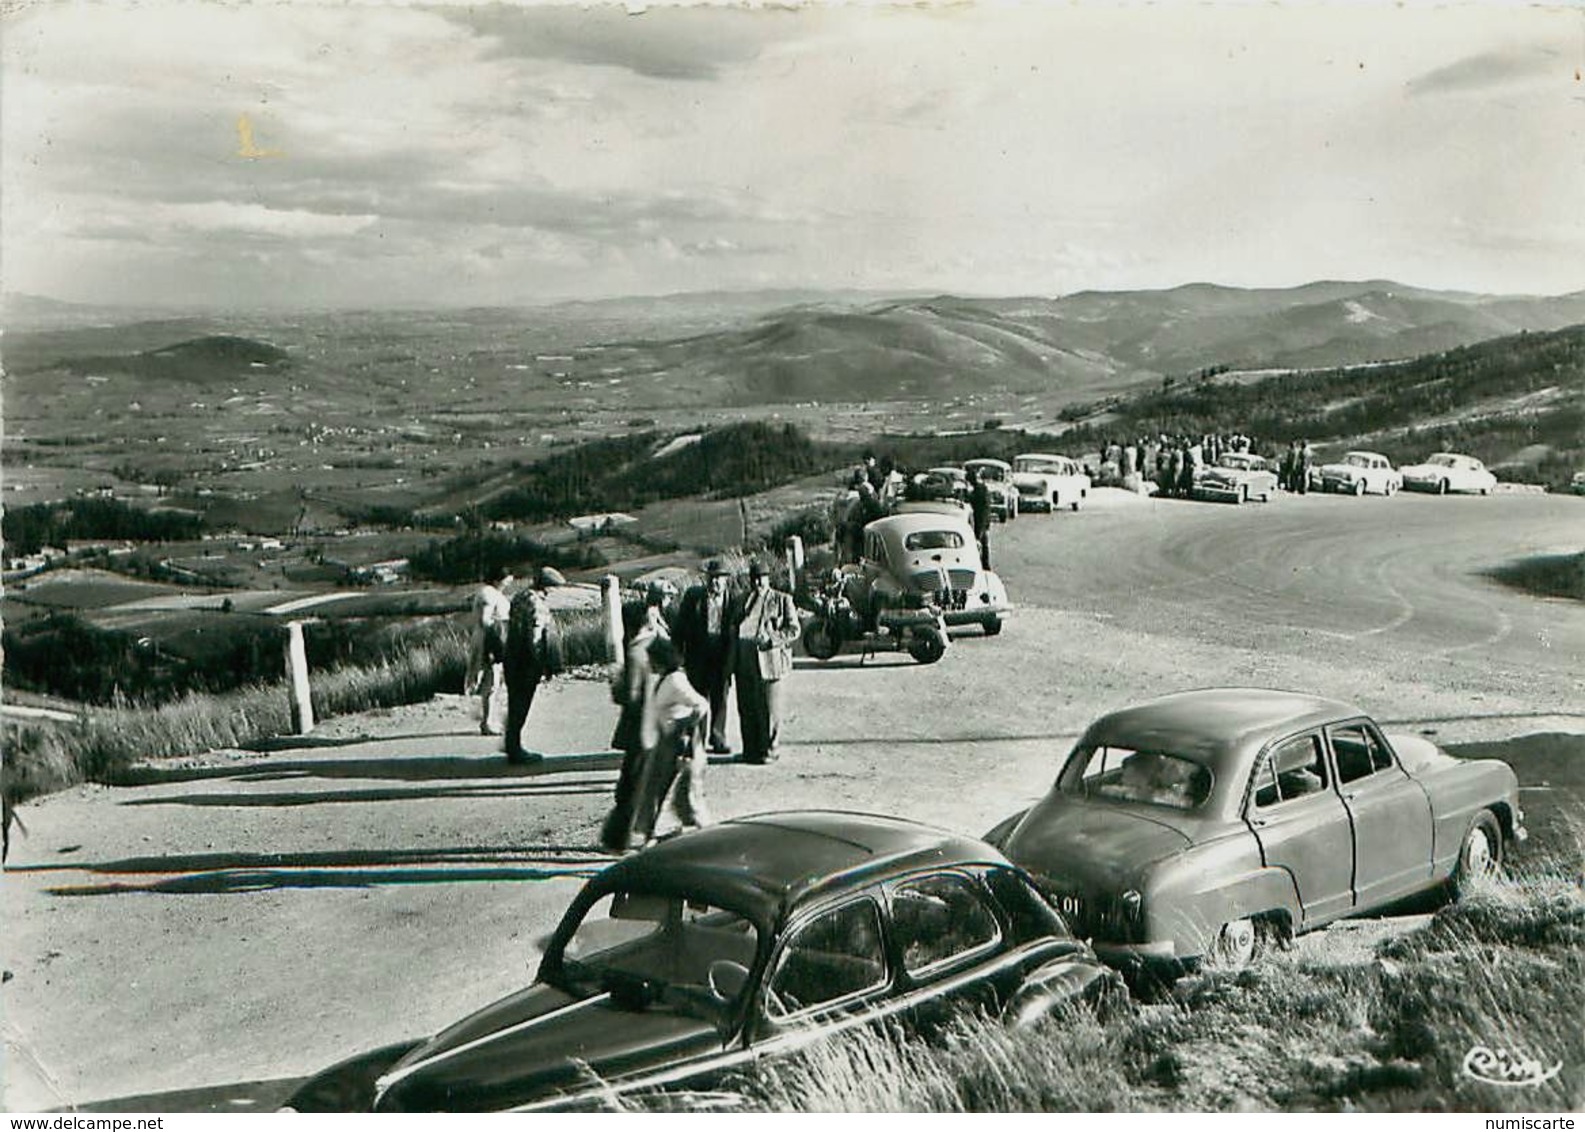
[465,555,803,855]
[828,449,996,570]
[464,565,566,764]
[1278,438,1318,494]
[600,557,801,852]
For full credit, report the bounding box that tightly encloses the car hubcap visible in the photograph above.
[1216,919,1257,967]
[1467,828,1495,877]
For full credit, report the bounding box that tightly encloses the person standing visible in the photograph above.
[629,636,711,848]
[601,588,669,851]
[729,558,800,765]
[673,560,737,754]
[502,566,564,765]
[1298,439,1315,495]
[967,467,993,569]
[465,567,513,736]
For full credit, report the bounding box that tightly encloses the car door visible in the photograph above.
[883,870,1006,1032]
[1245,732,1355,926]
[752,895,893,1053]
[1327,720,1435,909]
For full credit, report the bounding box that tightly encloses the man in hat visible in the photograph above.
[727,558,800,765]
[673,558,737,754]
[502,566,565,764]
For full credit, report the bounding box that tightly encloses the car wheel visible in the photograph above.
[1453,811,1504,896]
[1352,480,1365,496]
[1238,485,1248,505]
[907,630,947,664]
[983,617,1003,637]
[801,619,840,661]
[1205,918,1261,970]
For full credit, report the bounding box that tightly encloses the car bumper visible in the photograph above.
[942,602,1010,627]
[1400,476,1440,492]
[1092,938,1183,969]
[1193,482,1243,501]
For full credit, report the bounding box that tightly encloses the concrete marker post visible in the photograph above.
[784,535,805,596]
[602,575,623,665]
[284,619,314,734]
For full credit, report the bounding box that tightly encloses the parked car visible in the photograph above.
[857,511,1010,634]
[1192,452,1278,504]
[1318,451,1402,496]
[1398,453,1497,495]
[284,812,1122,1112]
[1012,453,1090,513]
[925,465,971,501]
[1573,470,1585,496]
[987,688,1525,971]
[963,458,1019,521]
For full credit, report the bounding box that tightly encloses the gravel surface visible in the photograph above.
[3,487,1580,1112]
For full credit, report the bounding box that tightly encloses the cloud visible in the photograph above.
[1406,45,1563,97]
[444,5,781,81]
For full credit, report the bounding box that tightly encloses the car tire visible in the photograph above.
[1352,480,1365,496]
[1205,918,1262,970]
[1453,811,1504,896]
[1238,485,1248,505]
[1437,479,1448,495]
[907,630,947,665]
[983,617,1003,637]
[801,619,840,661]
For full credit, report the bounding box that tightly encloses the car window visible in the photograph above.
[1060,745,1212,811]
[1330,723,1395,785]
[904,529,966,551]
[556,891,761,1016]
[1252,734,1329,809]
[889,873,1000,977]
[983,867,1068,941]
[767,899,887,1017]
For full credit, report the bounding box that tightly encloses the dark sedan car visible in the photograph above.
[286,811,1120,1112]
[988,689,1525,971]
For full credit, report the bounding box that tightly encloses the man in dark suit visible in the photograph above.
[502,566,564,765]
[728,558,801,765]
[673,559,737,754]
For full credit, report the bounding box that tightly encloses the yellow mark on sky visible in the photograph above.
[237,113,283,159]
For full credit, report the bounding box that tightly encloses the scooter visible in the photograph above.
[798,568,950,665]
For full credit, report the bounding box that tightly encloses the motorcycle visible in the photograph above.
[798,568,950,665]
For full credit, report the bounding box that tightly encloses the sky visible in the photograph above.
[3,0,1584,309]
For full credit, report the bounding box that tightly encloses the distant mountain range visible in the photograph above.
[6,281,1584,408]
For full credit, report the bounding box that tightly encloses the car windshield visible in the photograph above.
[1219,455,1262,470]
[904,528,966,551]
[1428,454,1456,467]
[1057,746,1213,811]
[1343,454,1372,467]
[969,465,1007,481]
[1016,459,1067,475]
[552,890,761,1022]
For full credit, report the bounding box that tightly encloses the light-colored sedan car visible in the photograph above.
[860,511,1010,634]
[1193,452,1278,504]
[964,458,1019,521]
[1012,453,1090,513]
[1399,453,1497,495]
[987,689,1525,971]
[1318,450,1402,496]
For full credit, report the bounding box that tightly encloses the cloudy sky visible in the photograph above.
[4,1,1583,309]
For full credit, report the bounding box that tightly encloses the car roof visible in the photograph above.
[870,510,973,535]
[1342,450,1385,459]
[965,458,1010,468]
[594,811,1003,926]
[1014,453,1065,462]
[1083,687,1362,776]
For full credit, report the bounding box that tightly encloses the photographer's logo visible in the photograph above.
[1462,1044,1562,1088]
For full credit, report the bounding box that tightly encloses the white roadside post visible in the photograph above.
[602,575,623,664]
[784,535,805,596]
[284,619,314,734]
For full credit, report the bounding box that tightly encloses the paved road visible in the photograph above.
[3,487,1580,1111]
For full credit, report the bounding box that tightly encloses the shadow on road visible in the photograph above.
[117,749,623,788]
[15,843,611,897]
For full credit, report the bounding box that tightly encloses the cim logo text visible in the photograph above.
[1463,1044,1563,1088]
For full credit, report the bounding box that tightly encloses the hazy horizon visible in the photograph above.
[5,1,1583,310]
